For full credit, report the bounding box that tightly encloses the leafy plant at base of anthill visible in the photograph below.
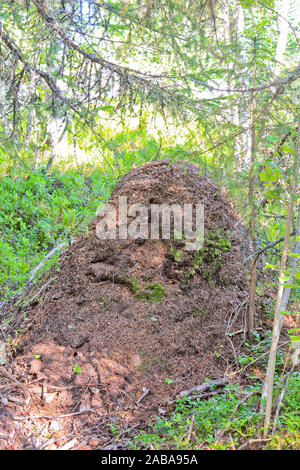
[264,372,300,450]
[124,276,141,295]
[130,384,262,450]
[129,330,299,451]
[274,373,300,433]
[130,373,300,450]
[170,246,182,263]
[191,230,231,282]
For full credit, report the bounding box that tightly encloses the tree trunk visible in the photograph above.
[247,43,257,339]
[262,121,299,436]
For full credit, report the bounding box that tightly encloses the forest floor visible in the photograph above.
[0,160,287,450]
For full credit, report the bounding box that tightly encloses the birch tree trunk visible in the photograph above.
[226,0,245,173]
[247,42,257,339]
[274,0,290,73]
[262,121,300,436]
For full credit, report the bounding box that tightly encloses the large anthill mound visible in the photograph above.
[4,160,250,449]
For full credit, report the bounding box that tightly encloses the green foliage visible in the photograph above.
[165,378,174,385]
[136,282,166,303]
[0,168,113,300]
[276,373,300,433]
[73,364,82,374]
[192,251,203,270]
[170,246,182,263]
[131,384,262,450]
[130,372,300,450]
[123,276,141,295]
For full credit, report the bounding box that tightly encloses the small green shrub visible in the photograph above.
[136,282,166,303]
[170,246,182,263]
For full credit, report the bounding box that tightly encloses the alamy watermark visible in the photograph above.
[96,197,204,251]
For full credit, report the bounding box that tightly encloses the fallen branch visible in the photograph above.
[0,243,67,317]
[186,390,222,400]
[22,277,55,307]
[136,387,150,405]
[177,377,228,399]
[40,382,103,391]
[13,406,102,421]
[0,367,28,394]
[237,438,272,450]
[228,390,260,423]
[28,243,67,283]
[5,394,25,405]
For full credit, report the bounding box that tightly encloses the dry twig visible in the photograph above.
[177,377,228,399]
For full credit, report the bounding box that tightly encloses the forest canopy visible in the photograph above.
[0,0,299,174]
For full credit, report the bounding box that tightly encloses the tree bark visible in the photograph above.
[248,41,257,339]
[262,121,299,436]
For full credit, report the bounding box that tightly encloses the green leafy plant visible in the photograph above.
[170,246,182,263]
[137,283,166,303]
[131,384,262,450]
[165,378,174,385]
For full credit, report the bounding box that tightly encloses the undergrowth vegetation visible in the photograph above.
[129,373,299,450]
[0,168,114,299]
[121,329,299,450]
